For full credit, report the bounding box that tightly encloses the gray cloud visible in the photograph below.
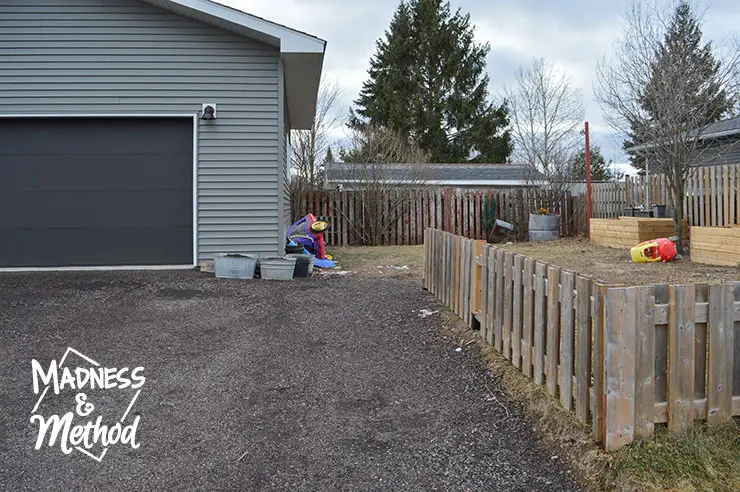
[227,0,740,168]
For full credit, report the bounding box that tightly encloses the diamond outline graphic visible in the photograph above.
[31,347,141,462]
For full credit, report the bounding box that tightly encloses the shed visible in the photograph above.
[0,0,325,268]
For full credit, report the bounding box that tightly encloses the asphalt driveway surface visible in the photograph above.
[0,271,580,491]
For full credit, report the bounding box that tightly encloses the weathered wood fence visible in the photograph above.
[424,228,740,451]
[295,188,587,246]
[592,163,740,227]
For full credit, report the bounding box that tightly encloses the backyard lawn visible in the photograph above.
[330,245,424,277]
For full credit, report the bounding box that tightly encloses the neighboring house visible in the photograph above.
[626,115,740,168]
[325,163,544,189]
[693,116,740,166]
[0,0,325,268]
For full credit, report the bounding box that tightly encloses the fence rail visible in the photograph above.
[592,163,740,227]
[295,188,587,246]
[424,228,740,451]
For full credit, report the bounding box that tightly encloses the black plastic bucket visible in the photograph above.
[287,254,314,277]
[285,244,305,255]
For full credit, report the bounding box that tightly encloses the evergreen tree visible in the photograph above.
[351,0,511,163]
[625,1,734,171]
[569,146,616,182]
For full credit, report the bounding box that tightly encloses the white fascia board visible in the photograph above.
[147,0,326,53]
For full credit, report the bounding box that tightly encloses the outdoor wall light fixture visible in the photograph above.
[201,104,217,120]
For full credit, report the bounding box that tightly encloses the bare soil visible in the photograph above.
[499,237,740,286]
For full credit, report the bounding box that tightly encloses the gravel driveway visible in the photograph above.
[0,271,579,491]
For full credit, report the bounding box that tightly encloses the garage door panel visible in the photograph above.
[0,190,192,229]
[0,118,193,155]
[0,154,193,191]
[0,226,193,267]
[0,117,193,267]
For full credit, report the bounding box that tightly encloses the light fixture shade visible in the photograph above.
[201,103,217,120]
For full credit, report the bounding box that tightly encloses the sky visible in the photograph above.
[225,0,740,173]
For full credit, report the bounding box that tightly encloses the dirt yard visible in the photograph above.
[0,268,578,491]
[499,237,740,286]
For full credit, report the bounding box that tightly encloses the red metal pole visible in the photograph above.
[585,122,592,237]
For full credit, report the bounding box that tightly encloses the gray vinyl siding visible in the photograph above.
[276,59,291,248]
[0,0,283,260]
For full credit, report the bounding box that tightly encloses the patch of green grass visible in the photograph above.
[330,245,424,276]
[610,422,740,491]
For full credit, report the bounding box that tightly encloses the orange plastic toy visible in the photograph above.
[630,238,678,263]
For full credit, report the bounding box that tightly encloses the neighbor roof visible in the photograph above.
[327,163,544,186]
[701,115,740,139]
[141,0,326,129]
[626,115,740,152]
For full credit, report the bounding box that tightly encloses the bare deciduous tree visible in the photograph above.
[290,77,342,187]
[335,125,428,245]
[505,58,585,212]
[595,0,740,248]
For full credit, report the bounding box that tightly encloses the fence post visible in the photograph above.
[604,287,638,452]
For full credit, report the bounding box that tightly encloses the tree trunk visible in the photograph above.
[671,173,686,251]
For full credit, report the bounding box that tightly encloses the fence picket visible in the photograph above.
[559,271,576,411]
[707,284,734,425]
[604,288,637,452]
[533,262,547,386]
[575,275,592,424]
[512,255,524,369]
[503,252,514,361]
[522,258,535,378]
[486,247,496,346]
[635,285,656,438]
[668,284,696,433]
[546,266,561,397]
[494,249,505,352]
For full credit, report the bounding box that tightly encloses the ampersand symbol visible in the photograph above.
[75,393,94,417]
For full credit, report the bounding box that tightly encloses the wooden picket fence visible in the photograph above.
[592,163,740,227]
[295,187,587,246]
[424,228,740,451]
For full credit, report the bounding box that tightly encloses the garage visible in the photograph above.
[0,117,194,267]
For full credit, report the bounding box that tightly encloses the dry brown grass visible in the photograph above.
[439,312,613,490]
[329,245,424,277]
[441,311,740,491]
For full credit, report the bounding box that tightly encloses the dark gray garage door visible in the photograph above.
[0,117,193,267]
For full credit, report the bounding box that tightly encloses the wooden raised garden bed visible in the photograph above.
[691,226,740,266]
[590,216,680,249]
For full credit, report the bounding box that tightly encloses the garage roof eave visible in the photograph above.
[141,0,326,129]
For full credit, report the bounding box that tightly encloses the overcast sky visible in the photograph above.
[226,0,740,171]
